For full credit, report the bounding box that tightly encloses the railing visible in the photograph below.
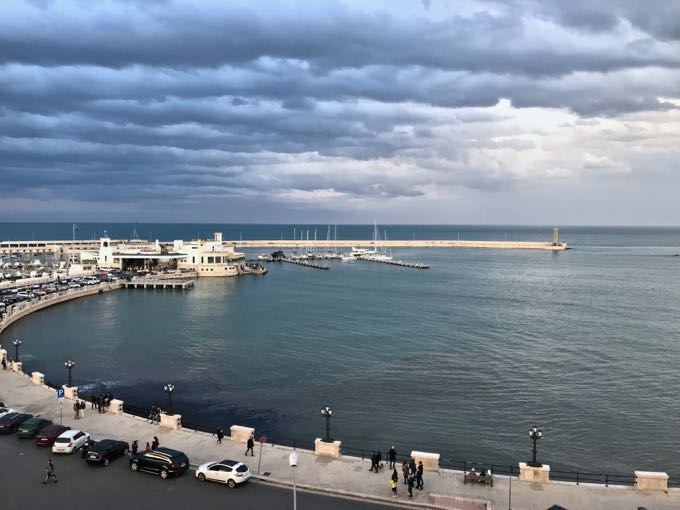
[9,362,678,488]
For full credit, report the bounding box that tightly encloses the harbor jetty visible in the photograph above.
[121,278,194,290]
[233,239,567,251]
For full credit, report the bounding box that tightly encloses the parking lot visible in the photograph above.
[0,434,403,510]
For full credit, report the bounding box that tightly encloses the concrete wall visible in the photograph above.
[0,283,122,335]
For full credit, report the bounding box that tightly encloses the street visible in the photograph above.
[0,435,404,510]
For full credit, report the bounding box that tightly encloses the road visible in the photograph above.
[0,435,404,510]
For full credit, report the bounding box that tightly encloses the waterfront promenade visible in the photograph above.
[234,240,567,251]
[0,369,676,510]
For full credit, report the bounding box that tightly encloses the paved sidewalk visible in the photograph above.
[1,369,677,510]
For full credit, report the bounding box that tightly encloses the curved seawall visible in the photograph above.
[0,282,122,336]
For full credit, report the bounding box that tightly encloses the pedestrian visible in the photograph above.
[402,461,409,484]
[79,400,86,419]
[147,405,156,423]
[145,442,151,452]
[97,395,103,414]
[246,434,255,456]
[216,428,224,444]
[370,451,377,472]
[73,401,80,420]
[375,450,383,472]
[390,474,398,498]
[407,474,415,498]
[131,440,138,455]
[416,461,424,490]
[388,445,397,469]
[90,393,96,410]
[43,459,57,484]
[152,436,159,450]
[409,457,417,475]
[1,355,6,370]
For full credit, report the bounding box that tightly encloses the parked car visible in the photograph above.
[16,417,52,439]
[52,429,90,454]
[36,425,71,446]
[129,447,190,479]
[195,459,251,488]
[85,439,129,466]
[0,412,33,434]
[0,407,16,419]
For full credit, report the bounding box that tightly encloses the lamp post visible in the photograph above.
[64,360,76,387]
[164,384,175,415]
[527,426,543,467]
[289,451,299,510]
[12,338,22,362]
[321,405,333,442]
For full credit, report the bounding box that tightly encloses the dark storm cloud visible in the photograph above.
[1,0,679,220]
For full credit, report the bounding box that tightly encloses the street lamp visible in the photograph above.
[289,451,299,510]
[12,338,22,362]
[164,384,175,415]
[321,405,333,442]
[64,360,76,387]
[527,426,543,467]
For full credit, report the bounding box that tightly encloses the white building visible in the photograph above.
[175,233,245,277]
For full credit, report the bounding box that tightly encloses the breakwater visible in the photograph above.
[0,282,121,335]
[235,240,567,250]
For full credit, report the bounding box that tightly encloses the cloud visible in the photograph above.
[0,0,679,223]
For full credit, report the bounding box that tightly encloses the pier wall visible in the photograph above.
[0,283,122,336]
[233,240,568,251]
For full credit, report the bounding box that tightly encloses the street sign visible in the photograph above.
[57,388,64,400]
[258,435,267,445]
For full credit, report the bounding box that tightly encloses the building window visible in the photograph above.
[216,256,222,263]
[208,257,214,264]
[192,256,195,263]
[113,258,119,263]
[201,257,204,263]
[104,256,107,262]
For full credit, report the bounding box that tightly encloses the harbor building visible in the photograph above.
[82,233,245,276]
[174,233,245,277]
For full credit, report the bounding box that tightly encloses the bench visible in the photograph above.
[464,472,494,487]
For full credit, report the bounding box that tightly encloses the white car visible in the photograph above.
[0,407,16,419]
[195,459,251,488]
[52,429,90,454]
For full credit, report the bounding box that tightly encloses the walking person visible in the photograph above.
[402,461,410,484]
[1,355,7,370]
[388,445,397,469]
[391,469,399,498]
[370,451,377,472]
[152,436,159,450]
[131,440,138,455]
[79,400,86,419]
[246,434,255,456]
[416,461,424,490]
[216,428,224,444]
[73,401,80,420]
[43,459,58,484]
[145,442,151,452]
[407,474,415,499]
[375,450,383,472]
[91,393,96,410]
[409,457,417,476]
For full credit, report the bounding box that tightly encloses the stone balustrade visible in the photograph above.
[411,450,441,472]
[519,462,550,484]
[31,371,45,385]
[315,438,342,458]
[230,425,255,443]
[108,399,124,415]
[63,385,78,400]
[160,413,182,430]
[635,471,668,492]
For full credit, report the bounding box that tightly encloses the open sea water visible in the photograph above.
[2,223,680,476]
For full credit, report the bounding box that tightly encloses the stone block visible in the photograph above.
[108,399,124,415]
[11,361,23,374]
[230,425,255,443]
[315,438,342,458]
[519,462,550,484]
[411,450,440,472]
[31,371,45,385]
[635,471,668,492]
[160,413,182,430]
[63,385,78,400]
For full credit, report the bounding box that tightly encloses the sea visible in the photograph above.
[1,223,679,476]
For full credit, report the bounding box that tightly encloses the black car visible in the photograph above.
[86,439,129,466]
[0,412,33,434]
[130,447,190,479]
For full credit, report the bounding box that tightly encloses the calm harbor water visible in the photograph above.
[2,224,680,475]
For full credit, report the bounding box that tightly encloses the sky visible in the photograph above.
[1,0,680,225]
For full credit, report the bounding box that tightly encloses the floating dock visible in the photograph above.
[358,258,429,269]
[122,279,194,289]
[279,259,329,270]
